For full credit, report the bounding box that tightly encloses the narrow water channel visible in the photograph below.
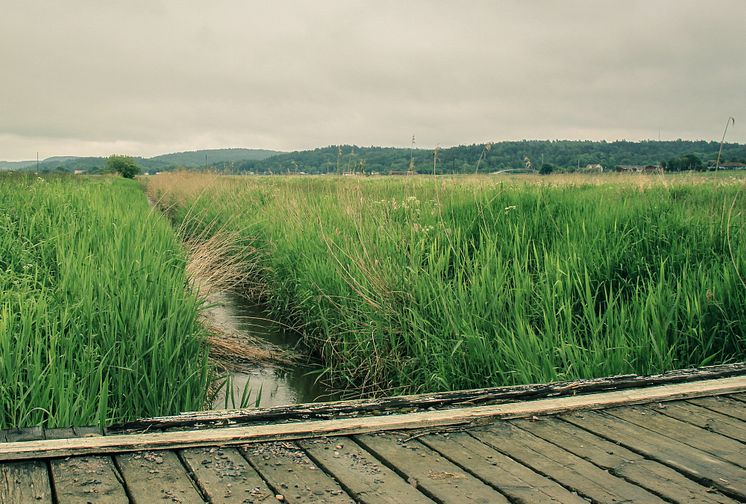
[208,292,336,409]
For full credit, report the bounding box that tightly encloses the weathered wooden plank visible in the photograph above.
[75,426,105,437]
[654,401,746,442]
[0,428,52,504]
[728,392,746,403]
[242,441,352,503]
[115,450,205,503]
[4,376,746,462]
[606,406,746,468]
[515,417,737,504]
[689,395,746,421]
[471,422,668,503]
[0,461,52,504]
[563,410,746,499]
[50,455,128,504]
[45,428,128,504]
[298,436,431,504]
[420,431,586,503]
[4,427,45,442]
[112,362,746,432]
[354,432,508,503]
[180,446,274,504]
[44,428,76,440]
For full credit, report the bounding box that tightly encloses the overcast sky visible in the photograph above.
[1,1,744,161]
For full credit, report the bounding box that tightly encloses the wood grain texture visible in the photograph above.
[515,417,738,504]
[650,401,746,442]
[180,446,274,504]
[46,427,128,504]
[298,436,432,504]
[2,375,745,462]
[242,441,352,503]
[354,433,508,503]
[420,431,587,503]
[470,422,668,503]
[563,410,746,499]
[111,362,746,432]
[689,395,746,420]
[605,405,746,468]
[115,450,205,504]
[0,428,52,504]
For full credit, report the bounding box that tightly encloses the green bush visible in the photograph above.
[106,155,140,178]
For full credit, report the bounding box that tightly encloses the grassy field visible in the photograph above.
[0,174,209,428]
[148,172,746,396]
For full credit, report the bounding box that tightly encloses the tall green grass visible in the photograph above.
[149,173,746,395]
[0,174,209,428]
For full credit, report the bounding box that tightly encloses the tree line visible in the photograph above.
[9,140,746,175]
[232,140,746,175]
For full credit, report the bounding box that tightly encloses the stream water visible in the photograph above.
[208,292,336,409]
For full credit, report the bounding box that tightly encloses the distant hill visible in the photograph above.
[0,160,37,171]
[42,156,81,163]
[4,141,746,175]
[0,148,282,173]
[150,148,279,168]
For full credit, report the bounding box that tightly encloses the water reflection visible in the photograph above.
[207,292,335,409]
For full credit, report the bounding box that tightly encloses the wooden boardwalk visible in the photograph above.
[2,370,746,503]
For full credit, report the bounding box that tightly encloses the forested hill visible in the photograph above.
[237,140,746,174]
[3,141,746,174]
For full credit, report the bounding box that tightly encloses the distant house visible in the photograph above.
[643,165,663,174]
[583,163,604,173]
[615,165,643,172]
[718,162,746,170]
[615,165,660,173]
[73,169,85,175]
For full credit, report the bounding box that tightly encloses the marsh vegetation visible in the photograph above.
[148,172,746,396]
[0,174,209,428]
[3,171,744,428]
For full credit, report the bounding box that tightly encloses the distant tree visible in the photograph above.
[665,154,703,172]
[106,155,140,179]
[681,154,704,171]
[539,163,555,175]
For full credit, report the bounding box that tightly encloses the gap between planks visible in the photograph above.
[1,375,745,462]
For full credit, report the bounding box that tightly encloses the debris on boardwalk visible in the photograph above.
[2,368,745,503]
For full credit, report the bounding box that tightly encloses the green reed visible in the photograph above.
[0,174,209,428]
[149,172,746,395]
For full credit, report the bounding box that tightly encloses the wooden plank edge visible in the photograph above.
[110,362,746,432]
[1,376,745,462]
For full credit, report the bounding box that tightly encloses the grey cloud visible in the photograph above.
[1,0,744,160]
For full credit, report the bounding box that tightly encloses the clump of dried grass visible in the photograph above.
[183,225,252,298]
[145,174,288,366]
[181,228,292,366]
[206,327,296,367]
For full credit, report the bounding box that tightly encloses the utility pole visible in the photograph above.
[408,134,416,175]
[715,117,735,171]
